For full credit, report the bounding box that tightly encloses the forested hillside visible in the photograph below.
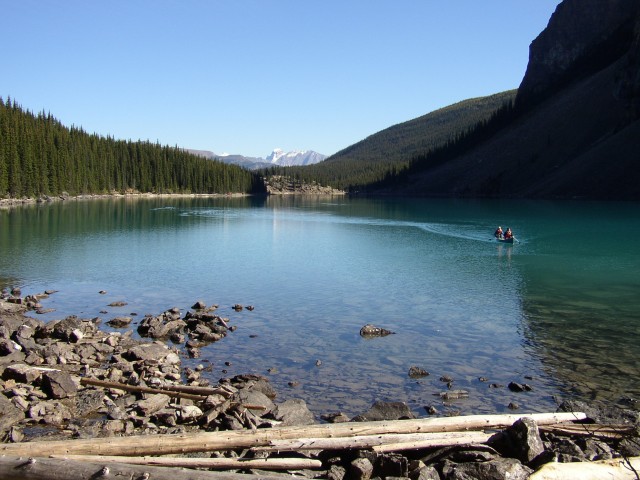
[373,0,640,200]
[0,98,265,198]
[264,91,515,192]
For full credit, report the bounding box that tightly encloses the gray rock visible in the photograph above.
[353,401,415,422]
[0,339,16,356]
[505,417,545,464]
[272,398,315,426]
[350,457,374,480]
[409,464,440,480]
[41,371,78,399]
[441,457,532,480]
[408,366,430,378]
[2,364,42,383]
[0,394,25,433]
[232,389,275,415]
[360,323,395,337]
[136,394,171,415]
[107,316,132,328]
[376,453,408,478]
[327,465,346,480]
[74,389,106,417]
[123,343,175,363]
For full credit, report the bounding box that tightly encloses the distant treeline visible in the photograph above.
[263,91,517,192]
[0,98,265,198]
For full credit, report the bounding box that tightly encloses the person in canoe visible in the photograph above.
[504,227,513,240]
[494,226,503,239]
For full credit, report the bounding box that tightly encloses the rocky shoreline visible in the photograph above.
[0,191,248,209]
[1,289,639,479]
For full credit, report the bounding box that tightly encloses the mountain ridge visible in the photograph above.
[358,0,640,200]
[187,148,327,170]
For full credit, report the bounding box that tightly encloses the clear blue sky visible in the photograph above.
[2,1,561,158]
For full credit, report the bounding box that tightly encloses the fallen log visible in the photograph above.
[0,412,585,457]
[540,422,635,440]
[529,455,640,480]
[254,430,494,452]
[50,454,322,470]
[0,456,291,480]
[81,377,206,401]
[161,384,234,398]
[371,432,496,453]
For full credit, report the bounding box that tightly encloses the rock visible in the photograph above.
[41,371,78,399]
[377,453,408,478]
[553,438,586,462]
[353,401,415,422]
[504,417,545,464]
[107,316,132,328]
[321,412,350,423]
[0,339,16,356]
[327,465,346,480]
[136,394,171,415]
[191,300,207,310]
[508,382,532,392]
[440,389,469,400]
[272,398,315,426]
[179,405,203,422]
[409,464,440,480]
[107,301,128,307]
[232,389,275,415]
[408,366,429,378]
[38,316,97,342]
[558,399,640,425]
[123,343,175,363]
[0,394,25,433]
[350,457,374,480]
[441,457,532,480]
[75,389,106,417]
[2,364,42,383]
[359,323,394,337]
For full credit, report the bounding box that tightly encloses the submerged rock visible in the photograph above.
[359,324,395,337]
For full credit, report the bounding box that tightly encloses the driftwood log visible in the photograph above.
[0,412,586,457]
[80,377,207,402]
[50,455,322,470]
[0,456,292,480]
[254,430,495,452]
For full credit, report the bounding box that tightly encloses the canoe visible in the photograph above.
[496,237,514,244]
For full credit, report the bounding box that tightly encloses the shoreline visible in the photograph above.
[1,291,640,479]
[0,191,251,209]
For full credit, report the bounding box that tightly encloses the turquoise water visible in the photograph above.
[1,196,639,417]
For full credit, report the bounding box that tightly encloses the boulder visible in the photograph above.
[408,366,430,378]
[2,364,42,383]
[136,394,171,415]
[353,401,415,422]
[350,457,374,480]
[272,398,315,426]
[41,371,78,399]
[503,417,545,464]
[107,316,132,328]
[0,394,25,433]
[440,457,532,480]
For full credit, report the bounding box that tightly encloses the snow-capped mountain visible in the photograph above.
[266,149,327,167]
[187,148,327,170]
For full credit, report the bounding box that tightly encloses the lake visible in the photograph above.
[1,196,639,418]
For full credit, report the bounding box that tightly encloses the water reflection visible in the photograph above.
[1,197,638,416]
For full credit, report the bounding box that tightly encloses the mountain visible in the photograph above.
[187,149,327,170]
[265,149,326,166]
[266,91,516,191]
[371,0,640,200]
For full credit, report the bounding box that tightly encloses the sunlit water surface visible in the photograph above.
[1,196,639,417]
